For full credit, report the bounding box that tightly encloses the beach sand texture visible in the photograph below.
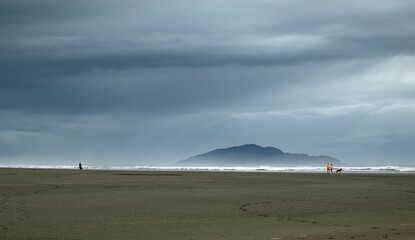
[0,169,414,240]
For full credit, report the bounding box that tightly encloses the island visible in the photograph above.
[178,144,344,167]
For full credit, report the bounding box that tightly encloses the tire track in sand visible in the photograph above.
[239,201,272,217]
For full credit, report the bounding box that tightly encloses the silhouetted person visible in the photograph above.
[330,164,333,173]
[79,162,83,170]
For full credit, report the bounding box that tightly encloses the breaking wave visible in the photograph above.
[1,165,415,173]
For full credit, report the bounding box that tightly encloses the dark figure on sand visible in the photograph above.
[330,164,333,173]
[79,162,83,170]
[336,168,342,173]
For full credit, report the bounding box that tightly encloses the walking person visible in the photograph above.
[326,163,331,173]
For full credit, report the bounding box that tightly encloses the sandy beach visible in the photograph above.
[0,168,414,240]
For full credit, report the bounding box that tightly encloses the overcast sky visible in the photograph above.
[1,0,415,166]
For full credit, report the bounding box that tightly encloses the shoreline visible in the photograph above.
[1,165,415,174]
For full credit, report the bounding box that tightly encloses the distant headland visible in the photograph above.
[178,144,344,167]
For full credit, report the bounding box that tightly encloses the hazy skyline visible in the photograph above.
[1,0,415,166]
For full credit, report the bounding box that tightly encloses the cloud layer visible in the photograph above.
[1,0,415,165]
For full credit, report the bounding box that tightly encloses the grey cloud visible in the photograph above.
[1,0,415,165]
[0,0,107,25]
[1,65,296,115]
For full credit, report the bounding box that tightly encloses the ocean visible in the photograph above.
[1,165,415,173]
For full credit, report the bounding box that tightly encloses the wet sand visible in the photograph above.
[1,168,414,240]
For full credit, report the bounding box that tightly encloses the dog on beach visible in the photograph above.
[336,168,342,173]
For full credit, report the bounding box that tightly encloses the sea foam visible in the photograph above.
[1,165,414,173]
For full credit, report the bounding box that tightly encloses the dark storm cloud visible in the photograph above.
[2,1,415,63]
[1,0,415,165]
[0,65,298,115]
[1,0,415,82]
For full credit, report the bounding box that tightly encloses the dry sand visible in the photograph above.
[0,168,414,240]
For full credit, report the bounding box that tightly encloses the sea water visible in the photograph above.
[1,165,415,173]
